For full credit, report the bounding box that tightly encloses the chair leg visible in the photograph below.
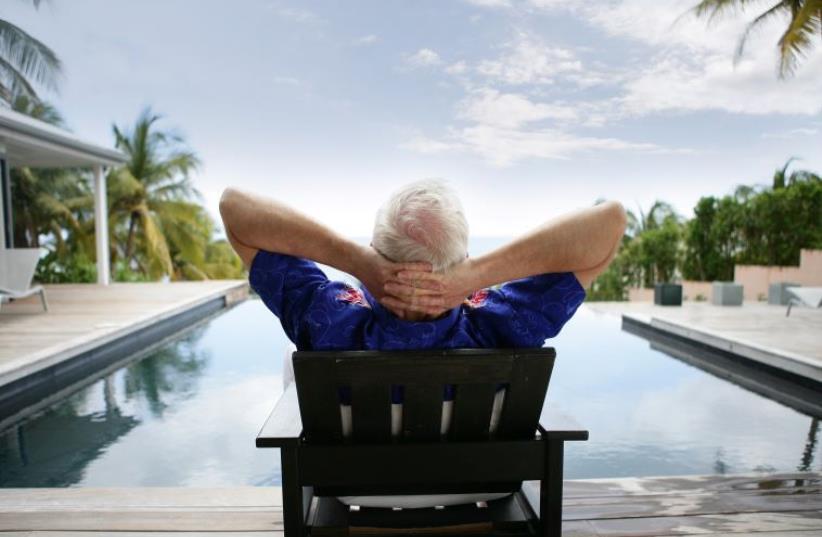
[540,439,564,536]
[39,289,49,312]
[281,447,312,537]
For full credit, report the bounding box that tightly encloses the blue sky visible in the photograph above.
[6,0,821,236]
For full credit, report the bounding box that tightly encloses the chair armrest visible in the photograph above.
[538,407,588,442]
[256,384,303,448]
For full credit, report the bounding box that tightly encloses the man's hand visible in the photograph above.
[380,258,479,317]
[355,247,439,318]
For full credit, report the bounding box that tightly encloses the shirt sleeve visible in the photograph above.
[248,250,329,346]
[471,272,586,348]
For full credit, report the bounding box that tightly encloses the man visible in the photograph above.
[221,179,625,508]
[219,179,626,351]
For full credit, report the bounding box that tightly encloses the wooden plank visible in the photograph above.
[562,472,822,498]
[298,441,544,485]
[497,351,553,439]
[589,511,822,535]
[351,385,392,442]
[450,383,497,440]
[0,487,282,508]
[257,384,303,447]
[0,510,283,532]
[292,354,342,442]
[402,384,443,440]
[538,407,589,441]
[19,533,283,536]
[321,350,520,385]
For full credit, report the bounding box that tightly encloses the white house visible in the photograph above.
[0,106,126,285]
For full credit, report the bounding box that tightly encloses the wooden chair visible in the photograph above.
[257,348,588,536]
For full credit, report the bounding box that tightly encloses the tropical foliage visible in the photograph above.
[0,0,60,103]
[588,160,822,301]
[691,0,822,78]
[11,105,245,282]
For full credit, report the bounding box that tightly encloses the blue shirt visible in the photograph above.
[249,250,586,351]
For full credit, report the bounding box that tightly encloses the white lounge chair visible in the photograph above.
[0,248,48,312]
[786,287,822,317]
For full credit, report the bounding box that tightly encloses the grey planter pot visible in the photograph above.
[768,282,799,305]
[654,283,682,306]
[712,282,744,306]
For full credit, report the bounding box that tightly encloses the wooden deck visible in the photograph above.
[0,473,818,535]
[587,302,822,384]
[0,282,248,426]
[0,281,248,389]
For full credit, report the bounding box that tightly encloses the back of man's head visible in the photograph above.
[372,179,469,272]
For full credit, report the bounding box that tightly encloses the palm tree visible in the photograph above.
[10,96,92,256]
[0,0,61,102]
[109,108,204,279]
[691,0,821,78]
[772,157,822,188]
[626,200,677,237]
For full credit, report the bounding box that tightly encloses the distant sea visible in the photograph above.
[320,237,512,283]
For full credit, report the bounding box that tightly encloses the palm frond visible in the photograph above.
[0,19,60,92]
[734,1,790,62]
[0,55,38,100]
[778,0,822,77]
[11,93,63,125]
[135,202,173,278]
[691,0,761,23]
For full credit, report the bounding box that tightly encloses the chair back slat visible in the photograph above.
[293,349,555,445]
[292,354,343,442]
[450,383,498,440]
[402,384,443,440]
[351,385,392,442]
[497,353,555,438]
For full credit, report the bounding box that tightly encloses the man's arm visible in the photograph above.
[219,187,430,310]
[382,201,627,314]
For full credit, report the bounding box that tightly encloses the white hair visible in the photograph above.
[372,179,469,272]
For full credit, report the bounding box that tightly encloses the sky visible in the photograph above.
[5,0,821,236]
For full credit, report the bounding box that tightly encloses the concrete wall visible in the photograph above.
[734,249,822,301]
[628,281,713,302]
[627,249,821,302]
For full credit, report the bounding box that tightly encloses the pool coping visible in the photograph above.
[0,281,248,424]
[623,312,822,386]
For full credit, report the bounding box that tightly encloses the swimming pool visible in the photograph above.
[1,296,819,487]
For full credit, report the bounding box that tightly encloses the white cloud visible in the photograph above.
[528,0,822,116]
[424,125,666,166]
[617,52,822,117]
[445,60,468,75]
[355,34,379,45]
[275,6,320,23]
[400,136,463,154]
[406,48,442,67]
[403,88,679,165]
[272,76,302,86]
[761,127,820,139]
[464,0,511,7]
[475,34,584,85]
[457,88,576,128]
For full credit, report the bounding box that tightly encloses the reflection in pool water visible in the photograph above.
[1,300,819,486]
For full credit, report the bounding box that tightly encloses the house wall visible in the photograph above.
[734,249,822,300]
[627,249,822,302]
[628,281,713,302]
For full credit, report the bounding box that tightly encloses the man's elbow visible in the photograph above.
[219,187,243,227]
[601,200,627,241]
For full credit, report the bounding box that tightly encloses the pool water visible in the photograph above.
[1,296,819,487]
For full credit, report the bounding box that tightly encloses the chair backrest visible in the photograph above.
[0,248,40,291]
[788,287,822,308]
[293,348,555,444]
